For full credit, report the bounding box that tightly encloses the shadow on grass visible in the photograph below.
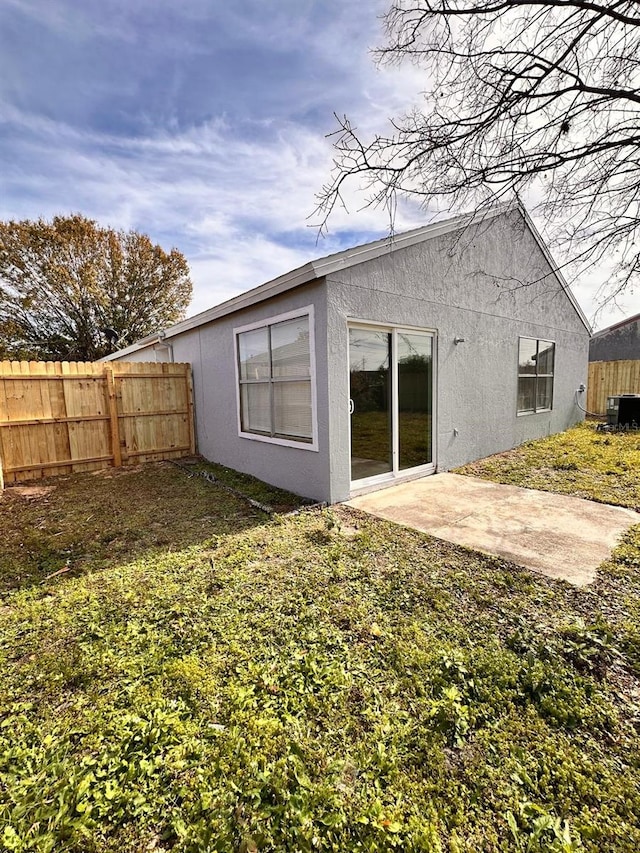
[0,460,306,598]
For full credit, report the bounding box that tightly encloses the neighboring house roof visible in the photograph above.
[591,312,640,339]
[589,311,640,362]
[102,202,590,361]
[243,332,310,379]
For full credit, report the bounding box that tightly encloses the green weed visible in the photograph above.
[1,435,640,850]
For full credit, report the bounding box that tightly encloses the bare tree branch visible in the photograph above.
[316,0,640,305]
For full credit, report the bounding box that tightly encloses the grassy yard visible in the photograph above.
[457,421,640,510]
[1,433,640,852]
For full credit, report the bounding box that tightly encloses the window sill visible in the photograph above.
[238,430,318,452]
[517,408,552,417]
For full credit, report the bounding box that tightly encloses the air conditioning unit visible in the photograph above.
[606,394,640,427]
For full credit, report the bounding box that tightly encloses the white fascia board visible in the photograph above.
[99,340,158,361]
[159,204,516,339]
[99,264,317,360]
[311,202,516,277]
[158,263,318,340]
[106,201,539,357]
[590,326,610,340]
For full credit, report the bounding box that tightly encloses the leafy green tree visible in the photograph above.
[0,214,192,360]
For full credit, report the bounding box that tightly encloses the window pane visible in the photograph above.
[239,328,270,380]
[518,338,538,375]
[536,376,554,410]
[537,341,555,375]
[273,381,312,439]
[240,383,271,434]
[398,333,432,469]
[518,377,536,413]
[271,317,310,378]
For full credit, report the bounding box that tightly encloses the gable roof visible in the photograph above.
[591,312,640,339]
[103,201,590,360]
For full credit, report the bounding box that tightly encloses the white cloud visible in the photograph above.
[1,0,638,331]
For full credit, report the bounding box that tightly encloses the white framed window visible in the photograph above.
[234,306,318,450]
[517,337,555,414]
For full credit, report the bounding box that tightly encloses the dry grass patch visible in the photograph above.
[0,461,300,596]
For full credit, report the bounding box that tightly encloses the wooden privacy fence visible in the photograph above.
[0,361,195,487]
[587,359,640,415]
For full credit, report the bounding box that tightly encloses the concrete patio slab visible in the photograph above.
[346,473,640,586]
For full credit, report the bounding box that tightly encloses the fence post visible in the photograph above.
[186,365,196,455]
[104,365,123,468]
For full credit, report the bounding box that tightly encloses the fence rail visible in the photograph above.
[587,359,640,415]
[0,361,195,487]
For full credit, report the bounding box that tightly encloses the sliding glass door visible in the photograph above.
[349,326,434,487]
[348,329,392,481]
[398,332,433,471]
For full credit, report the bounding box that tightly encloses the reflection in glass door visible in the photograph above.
[349,329,392,481]
[349,326,434,486]
[398,333,433,470]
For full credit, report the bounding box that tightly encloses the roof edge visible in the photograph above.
[309,201,516,279]
[100,263,317,360]
[591,311,640,338]
[147,204,518,344]
[104,201,591,358]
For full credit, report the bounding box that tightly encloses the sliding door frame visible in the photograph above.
[348,320,437,493]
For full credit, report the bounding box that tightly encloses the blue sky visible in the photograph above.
[1,0,637,330]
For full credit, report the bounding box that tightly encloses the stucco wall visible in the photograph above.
[589,318,640,362]
[108,344,167,363]
[108,209,589,505]
[161,281,330,502]
[325,208,590,502]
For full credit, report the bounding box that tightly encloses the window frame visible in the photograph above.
[234,305,318,451]
[517,336,555,415]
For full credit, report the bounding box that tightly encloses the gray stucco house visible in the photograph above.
[104,203,590,504]
[589,312,640,363]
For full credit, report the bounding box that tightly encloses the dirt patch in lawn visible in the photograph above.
[10,484,57,499]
